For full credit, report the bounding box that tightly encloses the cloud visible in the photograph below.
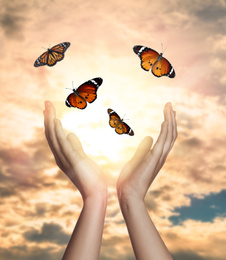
[0,186,17,198]
[0,246,64,260]
[23,222,70,245]
[195,1,226,23]
[0,1,29,39]
[181,137,204,148]
[0,1,226,260]
[172,250,220,260]
[0,127,53,187]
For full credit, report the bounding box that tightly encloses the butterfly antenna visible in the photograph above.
[122,114,130,122]
[65,82,74,90]
[163,46,167,54]
[161,43,167,54]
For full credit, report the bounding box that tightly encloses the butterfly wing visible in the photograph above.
[77,77,103,103]
[34,42,70,67]
[152,57,175,78]
[46,52,64,66]
[34,51,49,67]
[108,109,121,128]
[65,78,102,109]
[65,93,87,109]
[120,122,134,136]
[133,45,160,71]
[107,109,134,136]
[51,42,70,53]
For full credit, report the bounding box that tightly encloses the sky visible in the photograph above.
[0,0,226,259]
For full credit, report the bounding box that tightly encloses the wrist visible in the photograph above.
[118,189,145,209]
[117,183,145,204]
[83,190,108,209]
[118,193,148,227]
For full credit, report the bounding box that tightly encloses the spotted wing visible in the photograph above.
[107,109,134,136]
[108,109,121,128]
[133,45,159,71]
[77,77,103,103]
[65,93,87,109]
[152,57,175,78]
[116,121,134,136]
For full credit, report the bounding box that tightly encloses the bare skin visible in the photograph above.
[43,101,177,260]
[44,101,107,260]
[117,102,177,260]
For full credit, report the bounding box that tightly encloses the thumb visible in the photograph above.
[131,136,153,164]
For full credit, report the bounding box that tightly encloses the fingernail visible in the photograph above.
[45,101,51,109]
[44,101,48,109]
[167,102,172,107]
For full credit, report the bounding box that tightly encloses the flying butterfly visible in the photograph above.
[133,45,175,78]
[65,77,103,109]
[107,109,134,136]
[34,42,70,67]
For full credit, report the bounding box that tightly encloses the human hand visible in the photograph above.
[117,103,177,202]
[43,101,107,200]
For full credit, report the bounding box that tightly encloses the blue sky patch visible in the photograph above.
[169,190,226,225]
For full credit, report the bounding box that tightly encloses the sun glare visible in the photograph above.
[61,107,136,164]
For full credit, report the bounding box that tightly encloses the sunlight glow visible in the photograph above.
[44,167,59,176]
[62,112,126,159]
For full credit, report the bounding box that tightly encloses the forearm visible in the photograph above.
[62,193,107,260]
[119,196,173,260]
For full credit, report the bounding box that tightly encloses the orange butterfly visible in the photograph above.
[34,42,70,67]
[133,45,175,78]
[107,109,134,136]
[65,78,103,109]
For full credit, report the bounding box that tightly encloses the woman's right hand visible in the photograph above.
[117,102,177,202]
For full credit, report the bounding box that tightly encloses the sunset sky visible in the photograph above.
[1,0,226,259]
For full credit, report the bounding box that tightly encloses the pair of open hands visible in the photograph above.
[43,101,177,201]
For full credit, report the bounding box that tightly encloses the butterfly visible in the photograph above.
[107,109,134,136]
[133,45,175,78]
[34,42,70,67]
[65,77,103,109]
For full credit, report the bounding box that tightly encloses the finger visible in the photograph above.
[44,101,54,132]
[67,133,86,158]
[43,102,59,157]
[130,136,153,168]
[170,110,178,149]
[130,136,153,165]
[44,102,68,169]
[44,101,56,146]
[54,119,80,166]
[155,107,177,173]
[151,120,168,161]
[163,102,171,121]
[162,103,173,153]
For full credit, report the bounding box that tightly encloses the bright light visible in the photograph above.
[61,104,135,164]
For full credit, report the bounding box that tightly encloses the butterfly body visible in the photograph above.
[65,78,103,109]
[107,109,134,136]
[34,42,70,67]
[133,45,175,78]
